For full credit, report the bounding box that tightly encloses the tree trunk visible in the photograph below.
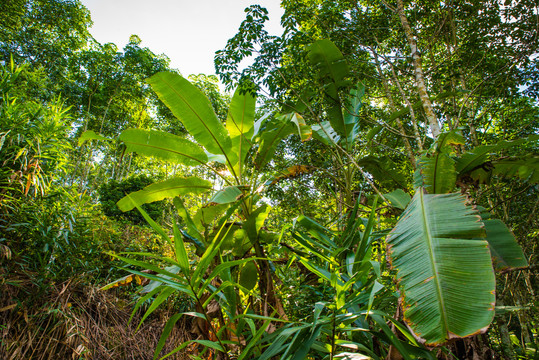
[394,0,442,140]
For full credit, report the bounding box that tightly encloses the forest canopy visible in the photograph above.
[1,1,537,359]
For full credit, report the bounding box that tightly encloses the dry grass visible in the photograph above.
[0,274,195,360]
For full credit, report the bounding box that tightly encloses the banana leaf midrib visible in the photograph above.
[123,140,207,165]
[417,191,449,337]
[158,76,234,169]
[141,185,213,196]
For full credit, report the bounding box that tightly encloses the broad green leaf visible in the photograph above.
[239,260,258,290]
[193,203,229,231]
[456,135,539,175]
[434,131,465,153]
[244,204,271,242]
[312,121,340,145]
[230,229,252,257]
[386,190,495,345]
[384,189,411,210]
[78,130,111,146]
[289,113,312,141]
[117,176,212,211]
[119,128,208,166]
[491,156,539,183]
[308,39,349,138]
[210,186,243,204]
[343,85,364,148]
[357,156,408,189]
[484,219,528,270]
[255,116,296,168]
[470,156,539,184]
[417,153,457,194]
[226,87,256,172]
[147,72,232,158]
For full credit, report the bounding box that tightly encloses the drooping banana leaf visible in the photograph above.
[117,176,212,211]
[483,219,528,270]
[210,186,244,204]
[455,135,539,175]
[290,113,312,141]
[254,116,295,168]
[147,72,232,159]
[119,128,208,166]
[384,189,411,210]
[470,156,539,184]
[386,190,495,346]
[343,85,364,148]
[308,39,350,140]
[312,120,340,145]
[226,87,256,173]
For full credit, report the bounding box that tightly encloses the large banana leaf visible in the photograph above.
[308,39,350,139]
[147,72,232,159]
[470,156,539,184]
[117,176,212,211]
[455,135,539,175]
[386,190,495,346]
[483,219,528,270]
[119,129,208,166]
[343,85,364,148]
[226,87,256,173]
[254,116,295,168]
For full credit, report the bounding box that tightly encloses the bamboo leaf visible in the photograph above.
[173,223,190,276]
[154,313,183,360]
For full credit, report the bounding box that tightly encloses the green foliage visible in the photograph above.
[387,191,496,345]
[98,175,163,225]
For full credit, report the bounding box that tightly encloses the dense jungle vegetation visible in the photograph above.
[1,0,538,359]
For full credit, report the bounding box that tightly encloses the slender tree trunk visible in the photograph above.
[394,0,442,140]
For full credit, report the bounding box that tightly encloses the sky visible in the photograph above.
[80,0,284,77]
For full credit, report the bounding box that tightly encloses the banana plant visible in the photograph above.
[88,71,317,357]
[384,131,531,346]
